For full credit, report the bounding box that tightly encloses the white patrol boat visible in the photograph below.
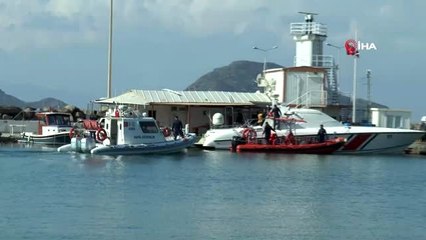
[197,107,426,154]
[57,105,196,155]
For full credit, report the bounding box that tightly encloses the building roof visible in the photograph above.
[95,89,272,106]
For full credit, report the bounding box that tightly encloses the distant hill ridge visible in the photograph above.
[0,89,67,109]
[185,60,283,92]
[1,60,386,110]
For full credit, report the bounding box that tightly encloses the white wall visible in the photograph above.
[370,108,412,129]
[284,71,324,106]
[295,37,313,66]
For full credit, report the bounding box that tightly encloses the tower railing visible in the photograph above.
[290,22,327,36]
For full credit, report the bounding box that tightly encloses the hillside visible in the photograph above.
[185,60,387,109]
[185,60,283,92]
[0,89,67,109]
[1,60,386,111]
[0,89,25,107]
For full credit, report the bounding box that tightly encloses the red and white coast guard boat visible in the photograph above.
[57,105,196,155]
[197,108,426,154]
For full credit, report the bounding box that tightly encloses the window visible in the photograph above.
[148,110,156,119]
[139,121,159,133]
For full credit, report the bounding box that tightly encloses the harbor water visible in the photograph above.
[1,144,425,240]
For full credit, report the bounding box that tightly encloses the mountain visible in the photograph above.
[185,60,387,109]
[0,89,25,107]
[26,97,68,109]
[185,60,283,92]
[0,89,67,109]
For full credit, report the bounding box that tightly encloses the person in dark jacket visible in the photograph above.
[172,116,184,140]
[263,122,275,144]
[271,104,282,129]
[317,124,327,143]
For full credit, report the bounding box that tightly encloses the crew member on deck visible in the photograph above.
[317,124,327,143]
[172,116,184,140]
[271,104,282,129]
[263,122,275,144]
[257,112,264,126]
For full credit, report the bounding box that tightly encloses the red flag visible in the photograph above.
[345,39,359,57]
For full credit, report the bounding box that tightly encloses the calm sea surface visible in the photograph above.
[0,144,425,240]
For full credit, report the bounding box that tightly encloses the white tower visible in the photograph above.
[290,12,339,105]
[290,12,327,67]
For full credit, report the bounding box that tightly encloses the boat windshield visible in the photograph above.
[46,114,72,126]
[293,110,342,129]
[272,109,343,130]
[139,121,159,133]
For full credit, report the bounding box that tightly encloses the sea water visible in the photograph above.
[0,144,425,240]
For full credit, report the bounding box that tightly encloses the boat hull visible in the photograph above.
[59,135,197,155]
[19,132,71,145]
[201,131,426,154]
[93,136,196,155]
[235,139,345,154]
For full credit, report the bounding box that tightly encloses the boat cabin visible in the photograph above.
[35,112,73,135]
[100,108,167,145]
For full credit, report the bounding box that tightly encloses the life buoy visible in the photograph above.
[69,128,76,139]
[96,128,108,142]
[242,128,257,142]
[162,127,171,137]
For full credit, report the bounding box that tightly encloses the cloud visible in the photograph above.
[0,0,424,52]
[139,0,299,36]
[0,0,108,50]
[0,0,301,50]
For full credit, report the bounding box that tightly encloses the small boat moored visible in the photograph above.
[18,112,74,145]
[57,105,196,155]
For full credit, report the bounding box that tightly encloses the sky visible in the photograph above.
[0,0,424,120]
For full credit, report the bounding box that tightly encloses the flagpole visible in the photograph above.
[352,55,357,123]
[107,0,113,98]
[352,30,358,123]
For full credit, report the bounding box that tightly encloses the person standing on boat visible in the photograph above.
[317,124,327,143]
[172,116,184,140]
[257,111,264,126]
[271,104,282,129]
[263,122,275,144]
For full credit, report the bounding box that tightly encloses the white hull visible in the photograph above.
[59,135,196,155]
[198,108,426,154]
[199,130,424,154]
[91,137,196,155]
[18,132,71,145]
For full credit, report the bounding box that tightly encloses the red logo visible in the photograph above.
[345,39,359,56]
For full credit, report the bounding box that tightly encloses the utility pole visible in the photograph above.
[252,46,278,75]
[366,69,372,123]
